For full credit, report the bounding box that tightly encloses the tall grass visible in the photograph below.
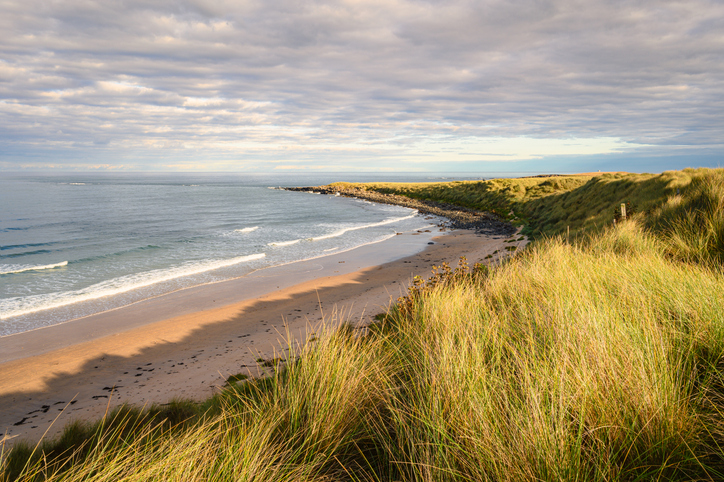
[379,222,724,480]
[6,221,723,481]
[648,172,724,265]
[4,169,724,480]
[3,320,395,481]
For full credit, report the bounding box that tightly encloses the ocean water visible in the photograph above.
[0,172,491,336]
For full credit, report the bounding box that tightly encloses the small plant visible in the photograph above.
[472,262,489,277]
[224,373,248,385]
[259,357,283,368]
[396,257,474,316]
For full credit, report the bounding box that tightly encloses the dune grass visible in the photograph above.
[337,168,724,241]
[3,168,724,481]
[647,172,724,265]
[377,223,724,480]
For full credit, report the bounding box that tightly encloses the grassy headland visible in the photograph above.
[3,168,724,481]
[328,168,716,240]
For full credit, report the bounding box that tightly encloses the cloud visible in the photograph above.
[0,0,722,171]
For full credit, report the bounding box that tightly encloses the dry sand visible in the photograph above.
[1,228,527,447]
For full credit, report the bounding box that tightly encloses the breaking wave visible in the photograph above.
[234,227,259,234]
[0,261,68,275]
[0,254,265,320]
[310,214,417,241]
[268,239,302,247]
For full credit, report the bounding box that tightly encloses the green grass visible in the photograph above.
[377,222,724,480]
[337,168,724,241]
[647,172,724,265]
[224,373,249,385]
[3,168,724,481]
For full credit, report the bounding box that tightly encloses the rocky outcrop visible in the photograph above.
[285,186,517,236]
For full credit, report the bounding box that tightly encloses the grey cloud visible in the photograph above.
[0,0,722,169]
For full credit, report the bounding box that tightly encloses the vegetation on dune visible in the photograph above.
[648,172,724,265]
[3,168,724,481]
[336,168,723,242]
[380,224,724,480]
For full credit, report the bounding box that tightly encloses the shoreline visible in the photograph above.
[0,224,430,348]
[0,227,526,446]
[1,185,525,447]
[0,226,443,365]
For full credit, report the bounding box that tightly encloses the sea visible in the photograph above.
[1,171,496,337]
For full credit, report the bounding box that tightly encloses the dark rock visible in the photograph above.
[285,186,516,236]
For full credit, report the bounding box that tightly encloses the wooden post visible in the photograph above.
[567,225,570,243]
[621,203,627,221]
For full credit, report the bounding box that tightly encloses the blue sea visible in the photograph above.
[0,172,494,336]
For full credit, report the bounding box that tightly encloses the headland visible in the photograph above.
[0,190,521,446]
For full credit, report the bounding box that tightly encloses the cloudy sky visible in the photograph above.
[1,0,722,173]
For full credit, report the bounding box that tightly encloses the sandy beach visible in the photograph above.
[0,228,526,446]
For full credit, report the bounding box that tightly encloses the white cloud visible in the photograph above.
[0,0,722,170]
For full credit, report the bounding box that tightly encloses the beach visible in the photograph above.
[0,227,526,446]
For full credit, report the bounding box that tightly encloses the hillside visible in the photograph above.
[335,168,716,240]
[3,168,724,481]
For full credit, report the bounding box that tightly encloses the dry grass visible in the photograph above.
[378,222,724,480]
[4,169,724,481]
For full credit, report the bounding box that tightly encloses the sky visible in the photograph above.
[1,0,723,173]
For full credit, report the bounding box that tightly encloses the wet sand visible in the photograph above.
[0,229,527,446]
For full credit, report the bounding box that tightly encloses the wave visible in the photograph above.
[0,242,55,251]
[0,249,53,259]
[0,261,68,275]
[0,253,266,320]
[268,239,302,247]
[71,245,161,265]
[310,214,417,242]
[266,214,417,248]
[234,226,259,234]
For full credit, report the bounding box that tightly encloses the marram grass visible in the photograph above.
[4,171,724,480]
[341,167,724,241]
[379,222,724,480]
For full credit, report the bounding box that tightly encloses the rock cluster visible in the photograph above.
[285,186,517,237]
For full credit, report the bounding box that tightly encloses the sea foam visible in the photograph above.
[266,214,418,248]
[268,239,302,247]
[0,253,265,320]
[0,261,68,275]
[310,214,417,241]
[234,226,259,233]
